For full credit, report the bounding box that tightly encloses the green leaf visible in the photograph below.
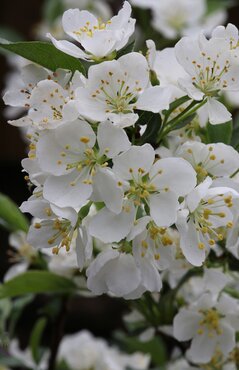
[0,41,86,75]
[162,95,191,121]
[43,0,64,23]
[30,317,47,364]
[0,271,77,299]
[206,121,233,144]
[0,193,29,232]
[231,113,239,150]
[0,355,25,367]
[117,40,135,59]
[116,332,167,367]
[8,295,34,337]
[170,113,196,131]
[139,113,162,145]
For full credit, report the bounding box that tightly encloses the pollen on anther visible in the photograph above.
[80,136,90,144]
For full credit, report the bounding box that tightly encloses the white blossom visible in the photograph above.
[176,141,239,183]
[173,292,239,364]
[48,1,135,61]
[175,31,239,124]
[58,330,150,370]
[176,177,238,266]
[36,120,129,210]
[75,52,172,127]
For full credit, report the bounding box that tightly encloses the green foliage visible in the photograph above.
[207,0,235,13]
[116,332,167,367]
[0,271,77,299]
[139,113,162,146]
[170,113,196,131]
[117,40,136,59]
[0,355,25,367]
[162,95,191,122]
[43,0,64,23]
[231,113,239,150]
[0,41,86,75]
[30,317,47,364]
[0,193,29,232]
[206,121,233,144]
[8,295,34,337]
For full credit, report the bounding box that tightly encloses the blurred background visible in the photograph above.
[1,0,239,353]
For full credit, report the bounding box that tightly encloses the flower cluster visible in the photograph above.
[2,1,239,368]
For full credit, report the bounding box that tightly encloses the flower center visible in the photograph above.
[191,54,232,96]
[91,72,142,115]
[73,18,112,38]
[125,169,157,206]
[191,194,234,250]
[198,308,223,337]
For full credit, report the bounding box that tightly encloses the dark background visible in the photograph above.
[0,0,239,350]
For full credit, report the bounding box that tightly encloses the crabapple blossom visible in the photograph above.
[27,71,84,129]
[176,141,239,183]
[175,31,239,124]
[75,52,172,127]
[173,292,239,364]
[2,1,239,365]
[3,66,72,128]
[4,231,37,282]
[58,330,150,370]
[86,246,162,299]
[48,1,135,61]
[131,0,226,39]
[89,144,196,243]
[36,0,112,41]
[177,177,238,266]
[37,120,130,210]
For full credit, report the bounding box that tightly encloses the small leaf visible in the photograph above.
[162,95,191,120]
[30,317,47,364]
[170,113,196,131]
[206,120,233,144]
[0,271,77,299]
[117,40,135,59]
[231,113,239,150]
[0,193,29,232]
[0,41,86,75]
[139,113,162,145]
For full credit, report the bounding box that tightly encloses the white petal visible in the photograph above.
[218,321,236,355]
[207,99,232,125]
[173,309,201,341]
[149,192,179,227]
[94,167,123,214]
[113,144,155,180]
[188,332,217,364]
[75,87,108,122]
[186,177,212,213]
[97,121,131,158]
[150,157,197,197]
[43,170,93,208]
[136,86,172,112]
[86,249,119,294]
[105,253,141,296]
[88,201,136,243]
[4,262,29,282]
[127,216,151,241]
[138,257,162,292]
[178,78,204,100]
[8,116,32,127]
[47,33,88,59]
[62,9,97,41]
